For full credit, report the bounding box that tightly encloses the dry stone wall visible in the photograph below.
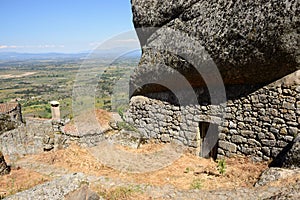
[0,119,108,160]
[127,70,300,161]
[219,73,299,160]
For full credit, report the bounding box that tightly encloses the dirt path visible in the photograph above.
[88,142,184,173]
[0,72,37,79]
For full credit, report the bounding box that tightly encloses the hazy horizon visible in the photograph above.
[0,0,138,54]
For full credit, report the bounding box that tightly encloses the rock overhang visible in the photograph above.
[131,0,300,95]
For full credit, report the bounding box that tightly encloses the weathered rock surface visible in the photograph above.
[4,173,89,200]
[0,114,17,135]
[64,185,101,200]
[131,0,300,91]
[0,119,53,160]
[282,135,300,168]
[270,135,300,169]
[255,167,300,187]
[0,151,10,175]
[106,130,145,149]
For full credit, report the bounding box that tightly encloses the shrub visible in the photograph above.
[217,158,226,175]
[190,178,203,189]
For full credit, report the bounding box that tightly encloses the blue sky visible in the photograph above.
[0,0,137,53]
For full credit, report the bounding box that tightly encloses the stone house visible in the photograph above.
[127,0,299,161]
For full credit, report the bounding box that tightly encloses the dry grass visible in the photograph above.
[92,185,147,200]
[116,140,166,154]
[0,167,50,198]
[64,109,112,133]
[0,143,274,199]
[27,143,268,191]
[32,143,116,177]
[126,154,268,190]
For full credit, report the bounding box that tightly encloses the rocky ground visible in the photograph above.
[1,136,300,200]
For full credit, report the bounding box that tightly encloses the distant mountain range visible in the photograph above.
[0,52,88,60]
[0,49,141,61]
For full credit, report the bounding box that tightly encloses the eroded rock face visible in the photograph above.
[4,173,88,200]
[64,185,101,200]
[131,0,300,92]
[0,151,10,175]
[284,136,300,169]
[0,114,17,135]
[270,135,300,169]
[255,167,300,187]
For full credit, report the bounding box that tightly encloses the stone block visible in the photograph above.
[270,127,279,134]
[248,139,261,147]
[273,118,285,124]
[231,135,246,144]
[219,141,237,153]
[241,130,255,138]
[261,139,276,147]
[229,121,237,129]
[283,113,296,122]
[218,133,227,140]
[280,127,288,135]
[261,147,271,157]
[161,134,171,142]
[241,147,255,155]
[277,140,288,148]
[282,102,295,110]
[288,127,298,136]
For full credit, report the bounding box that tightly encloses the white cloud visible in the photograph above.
[0,45,17,49]
[0,44,65,49]
[89,42,101,47]
[115,39,139,43]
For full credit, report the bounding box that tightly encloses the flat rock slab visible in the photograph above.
[4,173,87,200]
[255,167,300,187]
[64,185,101,200]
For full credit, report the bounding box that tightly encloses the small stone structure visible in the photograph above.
[50,101,60,121]
[127,72,300,160]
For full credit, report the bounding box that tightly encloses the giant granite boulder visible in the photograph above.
[130,0,300,94]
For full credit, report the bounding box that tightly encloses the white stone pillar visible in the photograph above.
[50,101,60,121]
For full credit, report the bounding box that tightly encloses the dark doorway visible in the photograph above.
[198,122,218,160]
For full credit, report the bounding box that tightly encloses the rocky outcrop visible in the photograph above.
[64,185,101,200]
[0,114,18,135]
[4,173,91,200]
[129,0,300,161]
[270,135,300,169]
[0,151,10,175]
[255,167,300,187]
[283,136,300,168]
[131,0,299,93]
